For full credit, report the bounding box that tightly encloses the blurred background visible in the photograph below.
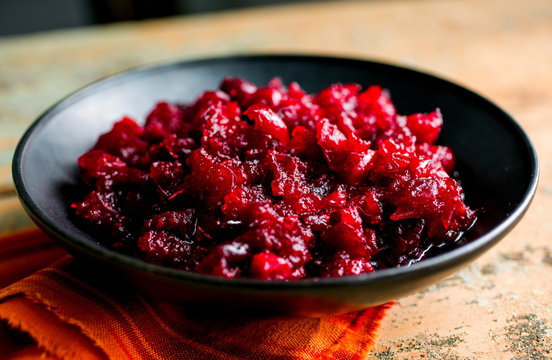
[0,0,320,36]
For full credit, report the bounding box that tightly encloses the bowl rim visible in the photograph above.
[12,54,540,290]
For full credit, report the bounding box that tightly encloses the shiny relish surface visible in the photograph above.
[72,77,476,280]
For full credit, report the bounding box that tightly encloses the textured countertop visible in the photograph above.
[1,0,551,358]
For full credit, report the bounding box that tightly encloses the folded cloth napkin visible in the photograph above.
[0,229,392,360]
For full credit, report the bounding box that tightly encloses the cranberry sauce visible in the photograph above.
[72,78,476,280]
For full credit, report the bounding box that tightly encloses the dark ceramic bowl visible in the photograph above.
[13,55,538,317]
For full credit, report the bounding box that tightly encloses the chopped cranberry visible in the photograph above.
[406,109,443,144]
[93,116,149,167]
[322,207,378,257]
[249,252,292,280]
[149,160,185,199]
[220,77,257,107]
[320,251,374,278]
[196,241,250,278]
[73,77,476,280]
[144,102,184,141]
[245,104,290,145]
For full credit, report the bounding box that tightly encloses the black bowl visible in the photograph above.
[13,55,538,317]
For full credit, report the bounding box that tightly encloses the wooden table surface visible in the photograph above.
[1,0,551,358]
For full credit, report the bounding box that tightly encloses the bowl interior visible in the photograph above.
[13,55,538,316]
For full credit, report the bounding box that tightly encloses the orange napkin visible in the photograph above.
[0,229,392,360]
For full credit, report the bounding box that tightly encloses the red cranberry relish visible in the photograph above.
[72,77,476,280]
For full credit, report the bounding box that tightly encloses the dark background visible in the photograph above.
[0,0,319,37]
